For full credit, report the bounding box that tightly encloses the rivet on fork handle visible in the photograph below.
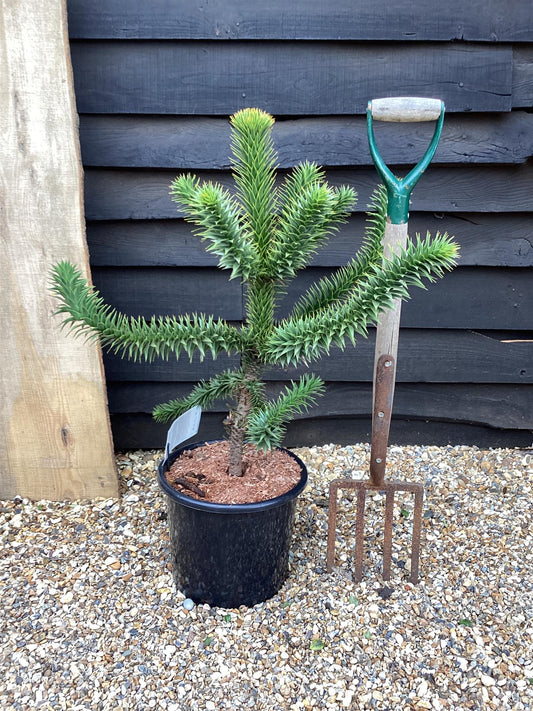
[370,354,396,488]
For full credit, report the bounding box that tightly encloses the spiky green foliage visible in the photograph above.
[153,369,265,423]
[271,163,355,280]
[265,233,458,366]
[50,261,243,362]
[246,375,326,450]
[50,107,459,467]
[290,185,388,318]
[170,175,258,280]
[230,108,277,265]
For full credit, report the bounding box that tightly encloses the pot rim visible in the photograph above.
[158,440,308,514]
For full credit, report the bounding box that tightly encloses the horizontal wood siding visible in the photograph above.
[79,114,533,168]
[91,266,533,329]
[101,330,532,384]
[107,381,533,431]
[512,48,533,108]
[70,42,513,115]
[68,1,533,449]
[67,0,533,42]
[86,214,533,268]
[110,415,533,451]
[84,166,533,220]
[92,268,243,320]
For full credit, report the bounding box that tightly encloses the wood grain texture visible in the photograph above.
[373,222,408,394]
[110,414,533,450]
[69,41,512,114]
[91,267,243,320]
[103,351,240,382]
[110,413,227,451]
[67,0,533,42]
[83,166,533,221]
[305,383,533,430]
[78,112,533,168]
[107,378,533,419]
[107,380,533,449]
[0,0,117,500]
[369,96,443,122]
[89,265,533,330]
[86,213,533,268]
[280,267,533,329]
[102,329,533,384]
[512,48,533,108]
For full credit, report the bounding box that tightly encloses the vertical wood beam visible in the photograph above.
[0,0,118,499]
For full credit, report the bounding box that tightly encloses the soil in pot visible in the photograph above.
[164,440,302,504]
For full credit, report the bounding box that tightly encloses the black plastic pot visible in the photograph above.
[158,440,308,608]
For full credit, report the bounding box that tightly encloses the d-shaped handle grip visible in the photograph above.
[367,97,445,223]
[368,97,443,122]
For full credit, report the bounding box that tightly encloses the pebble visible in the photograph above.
[481,674,496,687]
[0,443,532,711]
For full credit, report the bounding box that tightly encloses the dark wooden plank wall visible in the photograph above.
[67,0,533,449]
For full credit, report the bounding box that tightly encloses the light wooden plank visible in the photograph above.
[67,0,533,42]
[0,0,117,500]
[69,41,512,114]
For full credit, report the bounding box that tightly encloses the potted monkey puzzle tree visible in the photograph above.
[51,108,457,608]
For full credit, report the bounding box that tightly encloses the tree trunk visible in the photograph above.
[227,360,263,477]
[228,385,252,477]
[228,416,245,477]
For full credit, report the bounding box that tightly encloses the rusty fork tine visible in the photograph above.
[327,478,424,582]
[409,485,424,584]
[326,353,425,584]
[353,487,367,583]
[382,489,395,581]
[326,481,339,573]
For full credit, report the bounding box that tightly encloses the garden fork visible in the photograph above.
[327,97,445,584]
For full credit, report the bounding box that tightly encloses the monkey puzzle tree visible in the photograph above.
[51,108,458,478]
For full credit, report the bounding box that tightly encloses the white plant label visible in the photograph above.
[164,406,201,465]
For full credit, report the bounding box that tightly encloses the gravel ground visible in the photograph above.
[1,443,532,711]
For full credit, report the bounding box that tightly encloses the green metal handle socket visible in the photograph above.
[367,97,445,224]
